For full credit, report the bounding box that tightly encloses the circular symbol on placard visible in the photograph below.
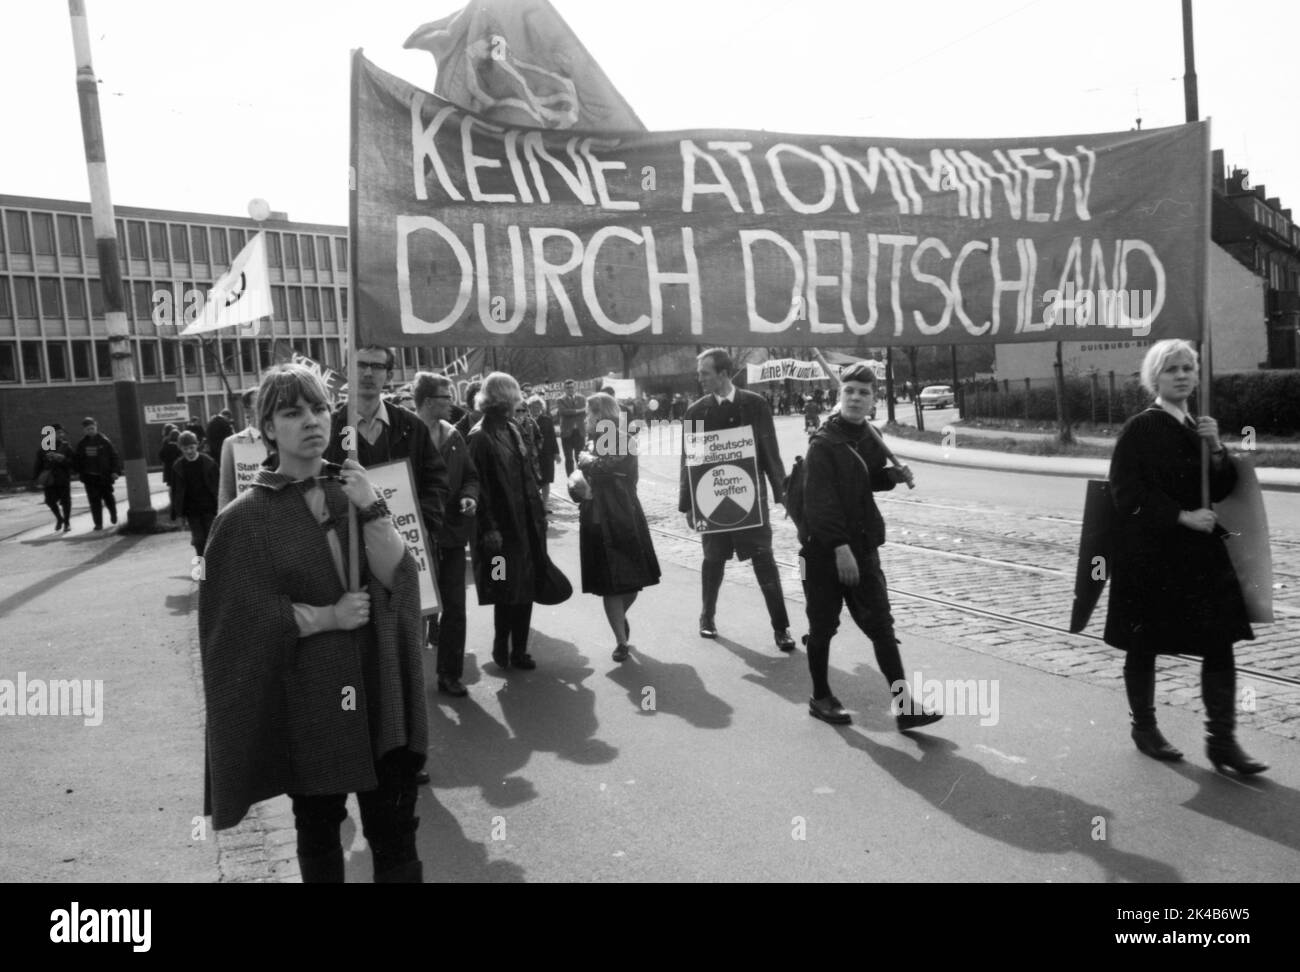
[695,463,756,526]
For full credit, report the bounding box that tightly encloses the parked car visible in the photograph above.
[918,385,955,409]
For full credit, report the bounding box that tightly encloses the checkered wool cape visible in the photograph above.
[199,469,428,830]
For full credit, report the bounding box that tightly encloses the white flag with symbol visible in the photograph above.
[180,231,273,335]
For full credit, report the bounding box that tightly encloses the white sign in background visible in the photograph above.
[229,436,268,499]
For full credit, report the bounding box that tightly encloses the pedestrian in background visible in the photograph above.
[799,364,942,730]
[74,416,121,531]
[453,381,483,438]
[34,423,74,533]
[530,395,559,507]
[1105,338,1265,775]
[515,398,544,491]
[574,393,660,662]
[171,431,219,558]
[218,388,265,511]
[679,348,795,651]
[467,372,549,672]
[199,362,427,882]
[160,424,181,489]
[556,378,587,475]
[207,408,235,459]
[412,371,480,698]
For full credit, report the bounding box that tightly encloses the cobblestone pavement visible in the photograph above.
[632,436,1300,743]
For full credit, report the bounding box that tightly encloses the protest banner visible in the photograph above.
[352,52,1208,351]
[746,358,831,383]
[365,459,441,616]
[683,426,763,534]
[229,436,268,499]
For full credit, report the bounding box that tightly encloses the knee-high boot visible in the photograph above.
[1124,665,1183,761]
[1203,668,1267,775]
[873,634,942,731]
[298,848,345,883]
[700,559,725,628]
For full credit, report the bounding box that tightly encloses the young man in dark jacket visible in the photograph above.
[412,372,481,697]
[171,431,220,557]
[800,363,942,731]
[678,348,795,651]
[74,417,122,531]
[34,423,75,532]
[323,346,449,544]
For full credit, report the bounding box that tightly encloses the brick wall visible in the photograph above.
[0,381,181,482]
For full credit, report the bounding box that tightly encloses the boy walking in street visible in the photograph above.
[74,417,122,531]
[172,431,219,557]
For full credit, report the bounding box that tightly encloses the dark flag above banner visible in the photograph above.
[352,52,1209,350]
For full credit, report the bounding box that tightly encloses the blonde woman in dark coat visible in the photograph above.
[467,372,549,672]
[1105,339,1265,775]
[199,363,429,882]
[574,393,660,662]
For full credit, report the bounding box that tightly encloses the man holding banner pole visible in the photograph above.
[679,348,796,652]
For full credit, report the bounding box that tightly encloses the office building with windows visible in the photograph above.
[0,194,450,482]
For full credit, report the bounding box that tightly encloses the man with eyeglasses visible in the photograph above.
[325,344,450,549]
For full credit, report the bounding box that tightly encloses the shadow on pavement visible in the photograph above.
[426,693,536,809]
[0,533,146,620]
[1175,762,1300,854]
[604,647,734,729]
[164,593,193,617]
[492,633,618,766]
[839,731,1183,882]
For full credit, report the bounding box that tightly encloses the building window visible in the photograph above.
[58,215,81,256]
[13,276,36,317]
[271,286,286,321]
[116,220,127,263]
[0,277,9,318]
[33,214,56,255]
[239,340,255,375]
[189,226,208,264]
[340,287,348,321]
[321,288,336,321]
[79,217,97,258]
[5,211,30,253]
[335,238,348,271]
[39,278,61,317]
[258,340,273,369]
[127,220,147,260]
[182,342,198,376]
[22,342,44,382]
[48,343,69,381]
[284,234,299,269]
[211,228,229,266]
[169,224,189,262]
[317,237,332,271]
[308,338,324,364]
[149,222,168,261]
[325,339,340,369]
[131,281,151,323]
[288,287,303,320]
[161,339,177,377]
[140,340,159,378]
[72,341,93,380]
[266,232,282,268]
[89,279,105,318]
[0,343,16,381]
[301,236,315,269]
[64,279,86,318]
[229,228,246,256]
[95,340,111,379]
[304,288,320,321]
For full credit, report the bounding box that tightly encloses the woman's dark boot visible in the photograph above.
[1124,666,1182,761]
[1202,670,1267,775]
[298,848,345,883]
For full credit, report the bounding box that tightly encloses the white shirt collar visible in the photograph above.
[1155,398,1191,425]
[713,385,737,404]
[358,399,391,428]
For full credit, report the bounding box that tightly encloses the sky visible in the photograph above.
[2,0,1296,226]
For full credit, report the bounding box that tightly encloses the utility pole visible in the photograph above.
[69,0,155,528]
[1182,0,1199,123]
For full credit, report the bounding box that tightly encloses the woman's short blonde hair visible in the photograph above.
[475,371,521,413]
[1139,339,1198,396]
[257,363,332,444]
[585,392,620,424]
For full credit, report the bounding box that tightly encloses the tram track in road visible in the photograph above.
[644,521,1300,693]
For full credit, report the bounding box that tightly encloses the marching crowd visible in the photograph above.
[34,337,1267,881]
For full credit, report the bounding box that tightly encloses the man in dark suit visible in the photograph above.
[206,408,235,459]
[324,345,449,543]
[678,348,795,652]
[556,378,586,474]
